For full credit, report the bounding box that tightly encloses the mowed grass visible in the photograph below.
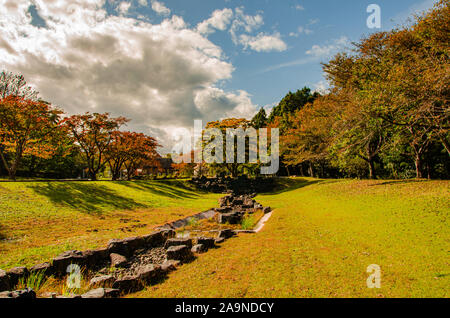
[131,178,449,298]
[0,180,221,269]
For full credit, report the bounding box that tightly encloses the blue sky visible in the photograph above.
[111,0,439,108]
[0,0,439,152]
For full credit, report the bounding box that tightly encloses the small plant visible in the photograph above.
[17,270,47,291]
[241,215,255,230]
[187,217,199,228]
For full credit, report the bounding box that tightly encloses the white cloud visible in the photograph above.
[0,0,258,153]
[197,8,233,35]
[118,1,131,15]
[289,25,313,37]
[138,0,148,6]
[306,36,349,58]
[295,4,305,11]
[230,7,264,44]
[151,0,170,16]
[239,32,287,52]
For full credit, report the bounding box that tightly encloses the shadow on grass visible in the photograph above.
[0,224,6,240]
[120,180,201,200]
[264,178,325,195]
[370,179,432,186]
[28,182,148,215]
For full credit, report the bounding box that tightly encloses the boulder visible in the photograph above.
[7,267,28,287]
[52,250,86,276]
[30,262,53,276]
[165,238,193,249]
[136,264,163,283]
[142,229,176,248]
[191,244,207,254]
[263,206,272,214]
[89,275,115,288]
[161,260,180,273]
[219,212,243,225]
[196,237,215,249]
[219,195,233,207]
[0,288,36,299]
[217,229,235,239]
[215,238,225,244]
[0,269,11,292]
[112,275,141,293]
[82,248,109,267]
[107,239,130,257]
[166,245,194,263]
[110,253,127,268]
[81,288,120,299]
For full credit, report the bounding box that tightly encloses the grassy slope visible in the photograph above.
[131,178,449,298]
[0,180,221,269]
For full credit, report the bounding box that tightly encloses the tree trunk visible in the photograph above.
[89,169,97,181]
[415,155,423,179]
[308,162,314,178]
[368,158,376,179]
[286,165,291,177]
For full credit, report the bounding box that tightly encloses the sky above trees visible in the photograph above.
[0,0,439,152]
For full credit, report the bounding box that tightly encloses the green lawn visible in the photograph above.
[131,178,449,298]
[0,180,221,269]
[1,178,448,298]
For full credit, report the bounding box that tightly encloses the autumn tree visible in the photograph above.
[121,132,159,181]
[63,113,128,181]
[0,96,63,180]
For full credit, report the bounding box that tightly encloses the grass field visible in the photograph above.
[0,180,221,269]
[129,178,449,298]
[1,178,448,297]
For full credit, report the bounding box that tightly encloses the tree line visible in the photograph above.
[0,72,160,181]
[251,0,449,180]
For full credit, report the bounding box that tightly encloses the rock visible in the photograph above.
[161,260,180,272]
[263,206,272,214]
[166,245,194,263]
[165,238,193,249]
[89,275,115,288]
[142,229,176,248]
[52,250,86,276]
[82,248,109,267]
[0,288,36,299]
[219,195,233,207]
[136,264,163,283]
[0,269,11,292]
[254,203,263,210]
[81,287,120,299]
[196,237,215,249]
[217,229,235,239]
[215,207,233,214]
[112,275,141,293]
[110,253,127,268]
[215,238,225,244]
[219,212,243,225]
[30,262,53,276]
[7,267,28,287]
[41,292,58,298]
[121,236,145,252]
[191,244,207,254]
[107,239,130,257]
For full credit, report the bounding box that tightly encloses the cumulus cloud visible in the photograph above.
[239,32,287,52]
[295,4,305,11]
[151,0,170,16]
[0,0,258,153]
[118,1,131,15]
[197,8,233,35]
[306,36,349,58]
[230,7,264,44]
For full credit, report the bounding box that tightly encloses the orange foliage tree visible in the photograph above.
[0,96,63,180]
[63,113,128,181]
